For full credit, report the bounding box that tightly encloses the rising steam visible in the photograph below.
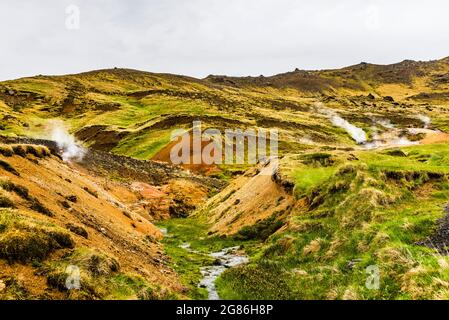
[315,103,367,144]
[377,119,394,129]
[330,115,367,143]
[49,120,85,162]
[417,114,431,128]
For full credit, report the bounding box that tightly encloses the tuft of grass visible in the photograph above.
[0,194,15,208]
[0,145,14,157]
[72,249,120,276]
[0,159,19,176]
[11,145,26,157]
[42,248,172,299]
[83,187,98,198]
[300,153,335,167]
[0,180,53,216]
[0,180,30,199]
[234,213,284,241]
[0,231,66,263]
[0,209,74,263]
[0,276,31,300]
[43,248,119,299]
[66,223,89,239]
[138,284,178,300]
[29,196,53,216]
[25,145,47,158]
[216,261,296,300]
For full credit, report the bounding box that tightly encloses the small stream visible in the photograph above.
[198,246,249,300]
[178,242,248,300]
[160,226,248,300]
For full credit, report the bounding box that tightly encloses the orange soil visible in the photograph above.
[151,133,222,176]
[421,131,449,144]
[197,158,294,235]
[0,152,184,297]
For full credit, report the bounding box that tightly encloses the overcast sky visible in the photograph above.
[1,0,449,81]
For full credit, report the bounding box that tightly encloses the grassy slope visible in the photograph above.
[0,145,181,300]
[216,144,449,299]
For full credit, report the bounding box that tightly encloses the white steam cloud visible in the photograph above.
[49,120,85,162]
[377,119,395,129]
[364,136,418,150]
[417,114,431,128]
[315,103,367,144]
[330,115,367,143]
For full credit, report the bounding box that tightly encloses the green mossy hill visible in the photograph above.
[216,144,449,299]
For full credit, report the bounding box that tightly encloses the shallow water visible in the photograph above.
[159,227,168,236]
[198,246,249,300]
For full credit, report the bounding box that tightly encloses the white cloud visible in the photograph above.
[1,0,449,80]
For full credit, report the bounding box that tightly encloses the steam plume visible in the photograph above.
[330,115,367,143]
[417,114,431,128]
[315,103,367,144]
[49,120,85,162]
[377,119,394,129]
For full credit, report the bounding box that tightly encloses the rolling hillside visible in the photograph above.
[1,58,449,299]
[1,57,449,162]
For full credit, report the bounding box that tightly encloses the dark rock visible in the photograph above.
[66,195,77,203]
[60,200,71,209]
[169,204,190,218]
[385,149,407,157]
[346,259,362,269]
[231,170,245,176]
[213,259,222,266]
[272,168,294,194]
[417,207,449,253]
[66,223,88,239]
[3,115,16,121]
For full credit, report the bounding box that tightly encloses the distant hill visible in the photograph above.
[0,57,448,172]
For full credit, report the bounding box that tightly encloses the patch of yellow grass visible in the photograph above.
[302,238,322,256]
